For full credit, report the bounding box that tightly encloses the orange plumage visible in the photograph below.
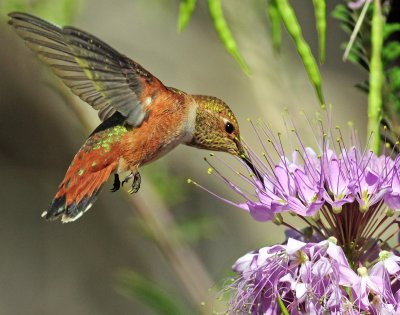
[8,12,247,223]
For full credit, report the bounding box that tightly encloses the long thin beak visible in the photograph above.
[241,154,264,185]
[235,139,264,186]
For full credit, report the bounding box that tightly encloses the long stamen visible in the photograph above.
[204,158,253,202]
[211,153,260,189]
[187,179,242,208]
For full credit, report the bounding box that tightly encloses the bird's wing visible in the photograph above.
[8,12,164,126]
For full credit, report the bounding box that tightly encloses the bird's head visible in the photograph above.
[187,95,245,157]
[186,95,263,183]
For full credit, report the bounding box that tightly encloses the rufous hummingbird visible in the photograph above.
[8,12,255,223]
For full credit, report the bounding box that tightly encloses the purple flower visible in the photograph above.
[191,112,400,313]
[352,263,398,312]
[323,156,354,211]
[228,238,400,314]
[378,250,400,275]
[228,238,360,314]
[385,165,400,210]
[194,116,400,264]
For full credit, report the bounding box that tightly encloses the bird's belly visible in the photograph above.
[121,99,196,169]
[142,131,190,165]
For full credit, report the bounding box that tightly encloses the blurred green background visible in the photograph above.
[0,0,367,314]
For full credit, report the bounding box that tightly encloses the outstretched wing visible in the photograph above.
[8,12,164,126]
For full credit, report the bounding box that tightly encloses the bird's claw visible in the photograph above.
[128,172,141,194]
[111,174,120,192]
[121,173,133,187]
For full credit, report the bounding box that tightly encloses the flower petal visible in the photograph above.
[247,202,275,221]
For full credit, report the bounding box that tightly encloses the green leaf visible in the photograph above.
[382,42,400,64]
[332,4,352,24]
[177,0,197,32]
[387,67,400,91]
[266,0,282,53]
[207,0,250,75]
[276,0,325,105]
[383,22,400,40]
[352,39,367,56]
[117,271,189,315]
[389,93,400,114]
[346,43,370,70]
[348,53,369,71]
[339,23,356,35]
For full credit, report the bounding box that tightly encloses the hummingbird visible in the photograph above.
[8,12,256,223]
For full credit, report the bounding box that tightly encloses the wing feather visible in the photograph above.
[8,12,163,126]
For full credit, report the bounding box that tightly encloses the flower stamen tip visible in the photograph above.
[360,205,369,213]
[357,266,368,277]
[328,236,338,244]
[379,250,390,260]
[333,207,342,214]
[273,213,283,225]
[385,208,395,217]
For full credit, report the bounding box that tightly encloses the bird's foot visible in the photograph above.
[111,174,120,192]
[121,173,133,187]
[120,172,141,193]
[128,172,141,194]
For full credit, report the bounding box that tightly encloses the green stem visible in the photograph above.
[277,295,289,315]
[368,0,383,154]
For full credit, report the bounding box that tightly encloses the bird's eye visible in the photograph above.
[225,122,234,134]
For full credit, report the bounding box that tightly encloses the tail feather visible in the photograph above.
[63,189,101,222]
[44,163,116,222]
[43,134,121,222]
[66,166,113,221]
